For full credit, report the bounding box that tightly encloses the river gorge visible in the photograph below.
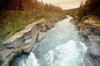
[10,16,87,66]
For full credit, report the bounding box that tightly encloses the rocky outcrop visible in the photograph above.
[71,19,100,66]
[77,23,100,36]
[0,16,66,66]
[83,35,100,66]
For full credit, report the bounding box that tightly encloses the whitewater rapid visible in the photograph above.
[11,16,87,66]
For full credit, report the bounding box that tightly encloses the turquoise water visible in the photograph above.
[11,16,87,66]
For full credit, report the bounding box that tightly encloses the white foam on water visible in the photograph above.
[25,52,40,66]
[21,61,25,66]
[45,50,54,65]
[80,41,87,51]
[45,40,86,66]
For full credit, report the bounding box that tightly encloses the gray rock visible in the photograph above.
[88,45,100,56]
[96,57,100,63]
[79,27,92,36]
[77,23,100,36]
[46,21,55,29]
[23,43,33,53]
[23,25,38,53]
[37,22,47,32]
[83,39,92,47]
[42,27,47,32]
[2,58,9,66]
[88,35,100,45]
[1,49,14,62]
[41,22,46,28]
[84,53,99,66]
[24,38,32,45]
[8,37,24,48]
[37,32,47,42]
[1,45,24,66]
[24,31,32,40]
[37,24,43,32]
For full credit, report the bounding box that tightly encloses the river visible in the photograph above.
[10,16,87,66]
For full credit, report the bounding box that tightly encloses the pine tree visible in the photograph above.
[78,0,83,21]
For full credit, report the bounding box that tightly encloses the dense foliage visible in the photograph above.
[0,0,63,23]
[64,8,79,18]
[78,0,100,21]
[0,0,64,44]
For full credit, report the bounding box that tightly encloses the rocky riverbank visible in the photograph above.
[71,19,100,66]
[0,16,66,66]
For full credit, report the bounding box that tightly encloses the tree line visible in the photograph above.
[78,0,100,21]
[0,0,62,13]
[0,0,64,44]
[0,0,63,24]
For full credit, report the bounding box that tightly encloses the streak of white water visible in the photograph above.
[26,52,40,66]
[45,40,87,66]
[11,15,87,66]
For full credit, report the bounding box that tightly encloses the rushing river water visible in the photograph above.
[11,16,87,66]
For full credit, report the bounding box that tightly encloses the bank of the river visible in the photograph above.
[71,19,100,66]
[0,16,66,66]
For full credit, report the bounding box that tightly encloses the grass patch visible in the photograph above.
[91,16,100,22]
[96,23,100,24]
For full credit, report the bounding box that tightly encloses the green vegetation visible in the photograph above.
[0,0,64,44]
[64,0,100,25]
[64,8,79,18]
[78,0,100,22]
[90,16,100,22]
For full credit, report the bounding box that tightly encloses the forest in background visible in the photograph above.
[64,0,100,23]
[0,0,64,44]
[78,0,100,22]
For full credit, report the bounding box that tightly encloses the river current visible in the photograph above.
[11,16,87,66]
